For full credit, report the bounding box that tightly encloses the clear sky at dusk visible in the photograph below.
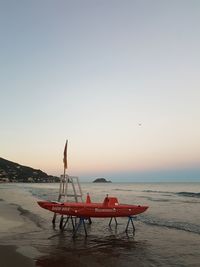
[1,1,200,181]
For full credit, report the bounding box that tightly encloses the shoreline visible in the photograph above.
[0,200,37,267]
[0,187,45,267]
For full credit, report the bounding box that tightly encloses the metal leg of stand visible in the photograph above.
[73,218,81,237]
[71,216,75,231]
[73,218,87,238]
[61,216,70,231]
[52,213,57,225]
[125,217,130,232]
[125,216,135,233]
[59,215,63,229]
[83,219,88,236]
[109,217,118,227]
[74,217,78,226]
[130,217,135,232]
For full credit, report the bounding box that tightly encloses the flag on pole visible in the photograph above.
[63,140,68,169]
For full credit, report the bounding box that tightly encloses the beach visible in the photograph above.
[0,183,200,267]
[0,186,42,267]
[0,200,34,267]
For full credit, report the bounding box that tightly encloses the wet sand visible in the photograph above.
[0,198,36,266]
[0,245,35,267]
[0,186,46,267]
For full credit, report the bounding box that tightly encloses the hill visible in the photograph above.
[0,157,59,183]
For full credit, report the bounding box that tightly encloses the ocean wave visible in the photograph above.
[143,190,200,199]
[137,215,200,235]
[140,196,200,204]
[29,188,58,201]
[177,192,200,198]
[143,190,170,194]
[17,205,46,229]
[140,196,171,202]
[113,189,133,192]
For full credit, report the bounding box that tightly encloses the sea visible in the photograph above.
[1,182,200,267]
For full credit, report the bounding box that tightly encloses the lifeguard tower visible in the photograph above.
[52,140,85,229]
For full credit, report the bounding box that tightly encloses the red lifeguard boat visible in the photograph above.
[37,194,148,218]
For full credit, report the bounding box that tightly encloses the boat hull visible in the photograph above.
[38,201,148,218]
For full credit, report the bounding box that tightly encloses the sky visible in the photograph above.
[1,0,200,182]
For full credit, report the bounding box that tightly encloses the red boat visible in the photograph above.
[37,194,148,218]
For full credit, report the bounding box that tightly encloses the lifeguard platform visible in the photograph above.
[52,174,83,227]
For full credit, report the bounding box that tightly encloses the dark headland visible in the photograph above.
[0,157,59,183]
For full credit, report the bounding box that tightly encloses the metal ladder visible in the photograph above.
[52,175,83,225]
